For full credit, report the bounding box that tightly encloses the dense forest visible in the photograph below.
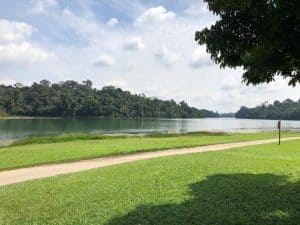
[0,80,219,118]
[235,99,300,120]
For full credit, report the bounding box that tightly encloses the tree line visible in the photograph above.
[0,80,219,118]
[235,99,300,120]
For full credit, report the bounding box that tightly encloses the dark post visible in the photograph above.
[277,120,281,145]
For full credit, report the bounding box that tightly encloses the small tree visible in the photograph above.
[195,0,300,86]
[82,79,93,88]
[40,79,51,87]
[14,82,23,88]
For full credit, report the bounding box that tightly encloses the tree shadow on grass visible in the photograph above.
[106,174,300,225]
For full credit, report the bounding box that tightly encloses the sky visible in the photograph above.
[0,0,298,112]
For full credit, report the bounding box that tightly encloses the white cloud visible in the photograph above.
[93,54,115,67]
[184,1,208,16]
[124,37,144,50]
[124,61,137,71]
[0,19,53,65]
[0,78,16,86]
[104,78,128,88]
[61,8,105,45]
[189,46,212,68]
[155,45,180,66]
[0,19,35,44]
[0,42,53,65]
[221,74,242,90]
[134,6,175,27]
[106,18,119,27]
[30,0,58,14]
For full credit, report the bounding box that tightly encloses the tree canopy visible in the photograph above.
[195,0,300,86]
[0,80,219,118]
[235,99,300,120]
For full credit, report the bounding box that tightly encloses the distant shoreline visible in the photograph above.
[2,116,300,121]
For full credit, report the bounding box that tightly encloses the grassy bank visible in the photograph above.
[0,131,299,171]
[10,133,128,146]
[0,140,299,225]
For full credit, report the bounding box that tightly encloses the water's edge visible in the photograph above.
[1,118,299,144]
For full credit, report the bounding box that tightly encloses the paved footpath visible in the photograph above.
[1,137,299,186]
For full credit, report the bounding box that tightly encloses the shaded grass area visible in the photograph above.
[0,140,299,225]
[0,132,300,171]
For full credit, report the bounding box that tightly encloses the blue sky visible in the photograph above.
[0,0,298,112]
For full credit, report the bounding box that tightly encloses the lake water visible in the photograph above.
[1,117,300,144]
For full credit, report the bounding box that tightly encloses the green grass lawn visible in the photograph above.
[0,132,299,171]
[0,140,299,225]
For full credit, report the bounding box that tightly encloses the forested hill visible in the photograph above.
[0,80,219,118]
[235,99,300,120]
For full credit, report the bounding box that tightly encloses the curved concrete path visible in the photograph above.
[1,137,299,186]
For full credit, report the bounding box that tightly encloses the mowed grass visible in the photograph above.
[0,140,299,225]
[0,132,299,171]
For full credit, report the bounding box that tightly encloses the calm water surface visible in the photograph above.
[0,118,300,143]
